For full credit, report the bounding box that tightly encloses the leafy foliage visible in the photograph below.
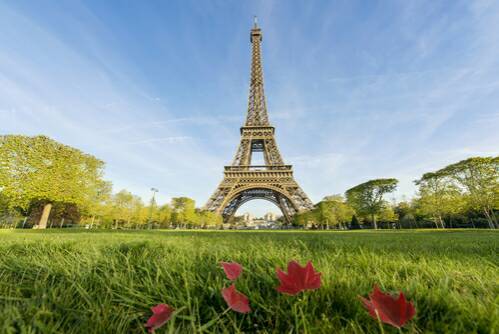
[0,135,496,229]
[414,172,464,228]
[346,178,398,229]
[436,157,498,228]
[0,135,108,227]
[0,135,106,210]
[293,195,355,229]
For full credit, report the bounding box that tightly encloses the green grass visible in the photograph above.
[0,230,497,333]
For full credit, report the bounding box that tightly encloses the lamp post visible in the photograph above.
[148,188,158,229]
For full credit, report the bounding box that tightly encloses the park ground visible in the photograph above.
[0,229,497,333]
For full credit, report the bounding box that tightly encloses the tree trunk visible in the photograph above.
[59,218,65,228]
[483,209,495,229]
[21,217,27,229]
[90,216,95,229]
[488,208,498,229]
[38,203,52,229]
[438,215,445,229]
[372,214,377,230]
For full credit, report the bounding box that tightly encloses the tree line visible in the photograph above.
[0,135,221,229]
[0,135,497,229]
[294,157,498,229]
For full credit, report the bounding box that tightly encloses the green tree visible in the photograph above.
[0,135,107,228]
[346,178,398,229]
[292,211,308,227]
[155,204,172,228]
[0,192,22,228]
[292,209,318,229]
[109,190,134,228]
[414,172,464,228]
[83,180,112,228]
[317,195,355,229]
[314,201,332,229]
[437,157,498,229]
[198,210,223,228]
[394,201,417,228]
[378,205,398,225]
[394,201,412,220]
[350,215,361,229]
[130,196,146,228]
[171,197,198,228]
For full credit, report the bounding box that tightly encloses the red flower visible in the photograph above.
[221,284,251,313]
[144,304,174,333]
[360,285,416,328]
[276,260,321,295]
[221,261,243,280]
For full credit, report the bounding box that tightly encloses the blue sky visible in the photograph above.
[1,1,498,216]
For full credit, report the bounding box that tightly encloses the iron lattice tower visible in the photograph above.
[204,21,314,223]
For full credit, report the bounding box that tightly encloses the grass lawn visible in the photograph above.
[0,229,497,333]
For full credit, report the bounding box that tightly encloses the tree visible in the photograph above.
[0,135,106,228]
[292,211,308,227]
[292,209,318,229]
[378,205,398,226]
[155,204,172,228]
[437,157,498,229]
[198,210,223,228]
[130,196,147,228]
[171,197,198,228]
[316,195,355,229]
[83,180,112,228]
[314,201,332,229]
[346,178,398,229]
[394,201,415,228]
[0,192,22,228]
[394,201,411,220]
[109,190,134,228]
[394,201,418,228]
[350,215,361,229]
[414,172,463,228]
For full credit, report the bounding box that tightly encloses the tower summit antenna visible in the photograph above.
[254,15,258,28]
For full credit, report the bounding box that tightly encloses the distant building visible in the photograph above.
[243,212,253,225]
[231,211,282,229]
[264,212,276,222]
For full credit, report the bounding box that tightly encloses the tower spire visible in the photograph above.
[245,19,269,126]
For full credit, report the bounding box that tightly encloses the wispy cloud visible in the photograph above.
[107,136,191,147]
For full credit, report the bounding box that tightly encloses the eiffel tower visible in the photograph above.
[204,19,314,223]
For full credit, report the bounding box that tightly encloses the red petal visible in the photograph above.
[361,285,416,328]
[359,295,378,319]
[221,284,251,313]
[275,268,299,295]
[276,260,321,295]
[287,260,303,277]
[145,304,174,333]
[303,261,321,290]
[220,262,243,280]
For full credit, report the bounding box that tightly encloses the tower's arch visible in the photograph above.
[219,185,299,223]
